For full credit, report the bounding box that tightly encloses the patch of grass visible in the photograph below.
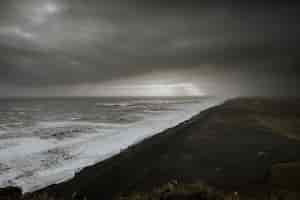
[18,193,65,200]
[115,180,225,200]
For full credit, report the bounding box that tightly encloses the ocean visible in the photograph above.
[0,96,222,193]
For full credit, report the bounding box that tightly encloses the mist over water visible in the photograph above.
[0,97,222,192]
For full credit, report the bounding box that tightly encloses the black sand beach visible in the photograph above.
[2,98,300,200]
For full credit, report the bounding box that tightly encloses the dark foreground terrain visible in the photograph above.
[2,97,300,200]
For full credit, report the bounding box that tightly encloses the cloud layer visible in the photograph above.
[0,0,299,96]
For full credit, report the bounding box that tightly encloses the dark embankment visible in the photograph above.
[4,97,300,200]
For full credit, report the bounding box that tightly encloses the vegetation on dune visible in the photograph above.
[114,180,300,200]
[2,174,300,200]
[115,180,225,200]
[24,193,64,200]
[1,181,224,200]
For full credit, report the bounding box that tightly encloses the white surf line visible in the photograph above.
[0,98,225,193]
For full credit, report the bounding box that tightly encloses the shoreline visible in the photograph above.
[34,100,227,199]
[2,97,300,199]
[0,98,224,195]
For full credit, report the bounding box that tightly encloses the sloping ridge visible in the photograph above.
[26,98,300,199]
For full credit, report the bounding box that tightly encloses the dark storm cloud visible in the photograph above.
[0,0,299,96]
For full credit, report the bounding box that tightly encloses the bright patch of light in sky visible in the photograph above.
[13,27,35,39]
[31,1,61,24]
[0,26,35,40]
[43,2,60,14]
[91,83,204,97]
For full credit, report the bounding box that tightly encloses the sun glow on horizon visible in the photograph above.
[90,83,205,97]
[43,2,60,14]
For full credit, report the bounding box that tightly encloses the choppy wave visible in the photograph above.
[0,97,223,193]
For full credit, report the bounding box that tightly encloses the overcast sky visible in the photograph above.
[0,0,299,97]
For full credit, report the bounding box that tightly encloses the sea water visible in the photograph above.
[0,97,222,193]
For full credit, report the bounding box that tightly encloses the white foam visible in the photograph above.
[37,121,130,128]
[0,130,6,136]
[0,98,224,193]
[0,138,53,159]
[99,102,132,107]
